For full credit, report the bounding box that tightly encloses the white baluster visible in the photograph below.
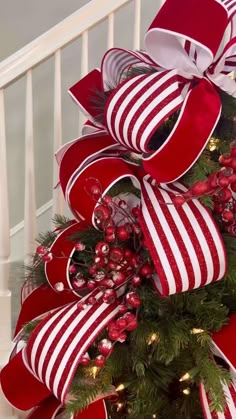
[107,13,114,49]
[79,31,88,133]
[24,70,37,265]
[52,49,64,220]
[0,90,17,418]
[133,0,141,50]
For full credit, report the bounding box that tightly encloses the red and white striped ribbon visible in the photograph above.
[200,381,236,419]
[23,289,120,403]
[105,70,191,152]
[139,177,226,296]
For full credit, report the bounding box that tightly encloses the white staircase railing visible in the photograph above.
[0,0,164,417]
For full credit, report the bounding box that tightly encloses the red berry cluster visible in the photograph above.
[172,144,236,235]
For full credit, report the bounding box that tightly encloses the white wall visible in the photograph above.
[0,0,162,235]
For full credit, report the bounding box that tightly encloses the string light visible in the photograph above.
[191,328,205,334]
[117,402,124,411]
[92,366,98,378]
[183,387,191,396]
[148,333,160,345]
[207,137,220,152]
[116,384,125,391]
[152,415,157,418]
[179,372,191,382]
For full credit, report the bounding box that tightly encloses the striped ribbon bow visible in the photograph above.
[67,0,236,183]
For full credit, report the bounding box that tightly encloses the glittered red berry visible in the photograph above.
[42,252,53,262]
[108,261,118,270]
[213,202,224,215]
[116,226,129,241]
[102,289,117,304]
[103,195,113,205]
[109,248,124,263]
[116,317,127,330]
[118,199,127,208]
[222,209,234,223]
[107,321,117,331]
[124,249,133,260]
[172,195,185,206]
[191,181,209,196]
[100,278,115,288]
[124,312,136,322]
[112,271,126,286]
[95,355,106,367]
[71,278,86,290]
[208,173,219,190]
[132,275,142,287]
[89,266,97,275]
[140,263,153,278]
[228,173,236,183]
[80,352,90,366]
[98,339,113,356]
[95,241,110,256]
[126,292,141,307]
[109,328,120,341]
[217,188,232,202]
[117,332,127,342]
[94,256,106,268]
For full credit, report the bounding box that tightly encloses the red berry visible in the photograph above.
[230,158,236,170]
[132,275,142,287]
[214,202,225,215]
[218,177,230,188]
[98,339,113,356]
[172,195,186,206]
[112,271,127,286]
[95,241,110,256]
[103,195,113,205]
[132,206,140,217]
[132,223,141,234]
[42,252,53,262]
[116,317,127,330]
[117,332,127,342]
[217,188,232,202]
[219,154,232,167]
[87,280,96,290]
[108,261,118,270]
[107,321,117,331]
[105,226,115,235]
[126,292,141,307]
[230,147,236,157]
[89,266,97,275]
[80,353,90,366]
[124,312,136,322]
[130,254,140,268]
[109,248,124,263]
[105,234,116,243]
[69,264,77,274]
[222,209,234,222]
[75,241,85,251]
[126,319,138,331]
[231,182,236,192]
[95,355,106,367]
[118,199,127,208]
[117,226,129,241]
[88,296,97,305]
[102,289,117,304]
[140,263,153,278]
[191,181,209,196]
[124,249,133,259]
[71,278,86,290]
[109,328,120,341]
[94,205,111,221]
[208,173,219,190]
[118,304,128,314]
[100,278,115,288]
[228,173,236,183]
[36,245,48,256]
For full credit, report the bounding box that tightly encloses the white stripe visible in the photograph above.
[158,188,202,288]
[223,383,236,417]
[139,94,184,151]
[114,71,170,148]
[36,303,78,380]
[53,302,117,399]
[29,303,73,374]
[200,384,213,419]
[192,199,226,281]
[45,291,103,389]
[61,304,120,401]
[106,74,144,141]
[141,185,177,295]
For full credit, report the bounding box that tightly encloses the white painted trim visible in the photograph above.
[0,0,132,88]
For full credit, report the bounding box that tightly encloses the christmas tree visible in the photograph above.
[2,0,236,418]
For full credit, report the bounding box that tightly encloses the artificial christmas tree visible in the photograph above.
[2,0,236,417]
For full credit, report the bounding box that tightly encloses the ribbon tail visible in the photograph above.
[26,396,62,419]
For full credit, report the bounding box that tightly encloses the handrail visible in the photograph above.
[0,0,131,88]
